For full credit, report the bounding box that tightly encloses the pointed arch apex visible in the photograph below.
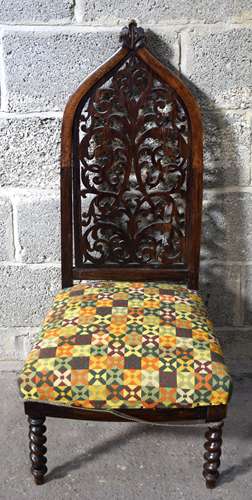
[119,20,146,49]
[60,22,203,289]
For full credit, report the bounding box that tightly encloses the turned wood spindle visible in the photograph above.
[28,416,47,485]
[203,422,223,489]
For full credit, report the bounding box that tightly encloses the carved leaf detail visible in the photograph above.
[75,54,191,266]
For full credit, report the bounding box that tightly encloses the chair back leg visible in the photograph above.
[203,422,223,488]
[28,416,47,485]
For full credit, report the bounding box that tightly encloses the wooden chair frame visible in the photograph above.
[25,21,228,489]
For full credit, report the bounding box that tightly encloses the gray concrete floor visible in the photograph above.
[1,367,252,500]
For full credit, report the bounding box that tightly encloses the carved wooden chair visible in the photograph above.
[18,21,232,489]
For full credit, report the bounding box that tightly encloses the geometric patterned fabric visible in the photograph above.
[18,281,232,410]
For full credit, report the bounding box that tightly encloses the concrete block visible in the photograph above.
[199,264,241,327]
[0,327,38,361]
[201,191,252,262]
[0,197,13,260]
[3,29,179,112]
[203,111,251,188]
[0,0,73,23]
[181,27,252,109]
[0,264,61,327]
[0,117,61,188]
[0,360,23,371]
[217,328,252,374]
[74,0,247,24]
[14,192,60,263]
[145,29,179,70]
[232,1,252,23]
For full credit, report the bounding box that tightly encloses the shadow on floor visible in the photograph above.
[46,387,252,485]
[46,424,150,482]
[220,456,252,486]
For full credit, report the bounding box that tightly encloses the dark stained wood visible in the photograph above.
[72,265,188,282]
[26,21,226,489]
[203,423,223,489]
[28,416,47,485]
[60,167,73,288]
[206,404,227,423]
[25,402,226,423]
[137,46,203,169]
[73,57,191,271]
[60,19,203,290]
[61,47,129,169]
[61,47,129,288]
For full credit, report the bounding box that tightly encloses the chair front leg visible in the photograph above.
[28,416,47,485]
[203,421,223,488]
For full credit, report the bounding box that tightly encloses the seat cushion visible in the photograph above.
[18,281,232,410]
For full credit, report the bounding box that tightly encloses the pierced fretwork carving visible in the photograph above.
[74,53,191,267]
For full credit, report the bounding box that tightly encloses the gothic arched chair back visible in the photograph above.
[61,21,203,289]
[18,22,232,490]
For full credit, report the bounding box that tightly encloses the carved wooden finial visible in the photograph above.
[120,20,145,49]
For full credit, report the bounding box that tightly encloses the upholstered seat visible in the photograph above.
[19,22,233,488]
[18,281,232,411]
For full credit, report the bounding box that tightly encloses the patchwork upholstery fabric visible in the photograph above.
[18,281,232,410]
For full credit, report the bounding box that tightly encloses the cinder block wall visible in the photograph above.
[0,2,251,369]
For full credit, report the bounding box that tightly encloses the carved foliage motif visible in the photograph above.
[75,54,191,266]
